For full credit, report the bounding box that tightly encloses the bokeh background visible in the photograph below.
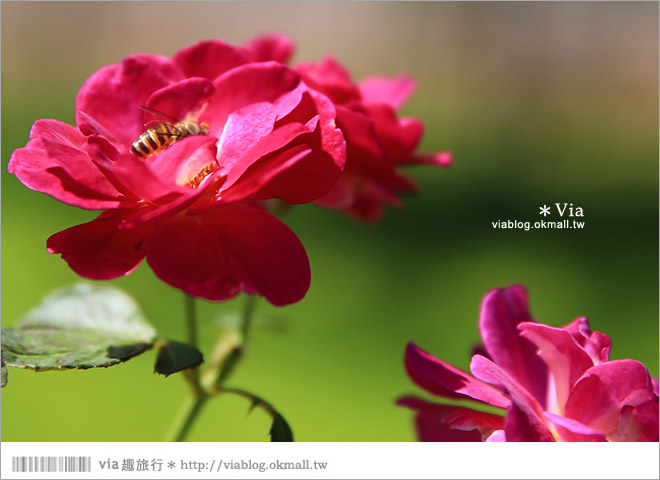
[2,2,657,442]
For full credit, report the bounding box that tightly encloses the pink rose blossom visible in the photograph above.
[8,38,346,305]
[399,285,659,441]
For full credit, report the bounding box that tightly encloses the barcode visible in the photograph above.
[11,456,91,473]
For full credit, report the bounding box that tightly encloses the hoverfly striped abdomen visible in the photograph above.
[130,107,210,158]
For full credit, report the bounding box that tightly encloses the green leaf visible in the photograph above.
[1,283,156,371]
[154,341,203,377]
[269,411,294,442]
[1,359,8,388]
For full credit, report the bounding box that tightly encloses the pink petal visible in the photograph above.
[47,210,153,280]
[364,105,424,164]
[8,121,126,210]
[562,317,611,365]
[334,106,393,182]
[411,151,454,167]
[205,62,301,131]
[470,355,554,441]
[85,146,184,206]
[404,343,510,409]
[243,34,295,64]
[564,360,657,440]
[478,286,549,408]
[397,396,504,442]
[217,123,312,198]
[295,56,361,104]
[503,404,554,442]
[359,74,417,110]
[145,134,220,190]
[173,39,252,81]
[253,93,345,203]
[145,77,215,130]
[146,204,310,306]
[544,412,607,441]
[76,55,182,150]
[633,400,659,442]
[518,322,595,414]
[485,430,506,441]
[216,102,278,174]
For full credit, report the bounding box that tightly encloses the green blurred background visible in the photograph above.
[2,2,657,442]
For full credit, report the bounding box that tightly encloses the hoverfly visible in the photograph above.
[130,106,209,158]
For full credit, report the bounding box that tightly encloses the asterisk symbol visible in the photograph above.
[539,205,551,217]
[167,462,176,469]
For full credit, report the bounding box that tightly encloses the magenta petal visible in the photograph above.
[518,322,595,414]
[359,74,417,110]
[173,39,252,81]
[564,360,656,440]
[470,355,554,441]
[145,135,219,190]
[76,55,182,150]
[562,317,611,365]
[205,62,301,129]
[216,102,278,173]
[146,204,310,306]
[478,286,549,408]
[404,343,510,409]
[243,34,295,64]
[47,210,151,280]
[544,412,607,441]
[485,430,506,441]
[8,120,126,209]
[8,141,122,210]
[218,122,311,196]
[504,404,555,442]
[296,56,361,104]
[397,396,504,442]
[145,77,215,126]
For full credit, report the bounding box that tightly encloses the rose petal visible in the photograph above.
[146,134,220,189]
[478,286,549,408]
[485,430,506,441]
[564,360,656,440]
[518,322,595,415]
[405,343,510,409]
[359,74,417,110]
[544,412,607,441]
[76,55,182,150]
[633,400,659,442]
[146,204,310,306]
[173,39,252,81]
[562,317,611,365]
[470,355,554,441]
[8,120,127,209]
[205,62,301,130]
[295,56,361,104]
[243,34,295,64]
[397,396,504,442]
[145,77,215,128]
[47,209,153,279]
[216,102,278,173]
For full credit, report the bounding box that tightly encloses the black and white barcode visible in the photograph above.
[11,456,91,473]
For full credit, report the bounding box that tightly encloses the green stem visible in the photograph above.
[210,294,258,388]
[184,294,198,349]
[166,294,260,441]
[240,294,258,345]
[165,294,205,441]
[165,393,208,442]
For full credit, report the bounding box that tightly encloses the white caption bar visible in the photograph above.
[1,442,658,479]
